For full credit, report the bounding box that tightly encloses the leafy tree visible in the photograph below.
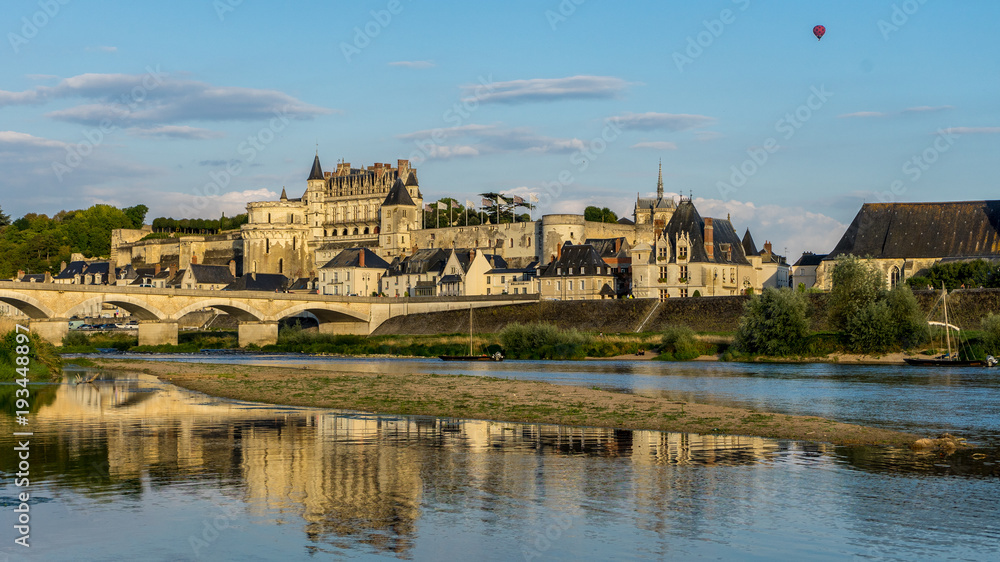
[734,288,809,356]
[584,206,618,223]
[906,259,999,290]
[828,255,884,331]
[885,285,929,348]
[0,206,10,227]
[123,204,148,229]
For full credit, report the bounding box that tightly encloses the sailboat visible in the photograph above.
[904,284,986,367]
[439,305,504,361]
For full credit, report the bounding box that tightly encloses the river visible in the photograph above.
[1,356,998,560]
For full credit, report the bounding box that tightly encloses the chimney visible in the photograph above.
[557,244,563,261]
[764,241,773,255]
[615,238,621,253]
[155,263,161,275]
[229,260,236,277]
[191,255,198,264]
[60,261,67,272]
[397,159,410,176]
[359,249,365,268]
[704,218,714,260]
[17,270,24,280]
[470,249,476,261]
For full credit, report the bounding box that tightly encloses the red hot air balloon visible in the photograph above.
[813,25,826,41]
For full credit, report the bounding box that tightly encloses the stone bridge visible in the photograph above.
[0,281,536,347]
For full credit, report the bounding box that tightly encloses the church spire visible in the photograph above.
[656,159,664,200]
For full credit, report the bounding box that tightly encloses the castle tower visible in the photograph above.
[379,177,419,258]
[657,159,664,200]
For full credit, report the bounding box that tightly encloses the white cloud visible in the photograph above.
[631,141,678,150]
[0,72,332,126]
[611,112,715,132]
[127,126,226,140]
[398,123,584,159]
[0,130,68,149]
[838,111,886,119]
[903,105,953,113]
[388,60,435,69]
[942,127,1000,135]
[465,75,629,104]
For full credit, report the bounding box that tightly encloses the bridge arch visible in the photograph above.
[65,295,167,321]
[0,290,57,319]
[171,300,266,322]
[273,303,368,324]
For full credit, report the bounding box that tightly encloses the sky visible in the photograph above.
[2,0,999,260]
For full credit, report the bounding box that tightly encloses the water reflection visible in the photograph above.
[1,373,795,559]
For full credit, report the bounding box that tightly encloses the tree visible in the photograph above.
[906,259,999,290]
[828,255,884,332]
[584,206,618,223]
[734,288,809,356]
[0,206,10,227]
[123,204,148,229]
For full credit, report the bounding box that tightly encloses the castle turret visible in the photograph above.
[379,177,419,258]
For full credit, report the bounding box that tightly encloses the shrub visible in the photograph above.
[885,285,929,348]
[828,255,884,331]
[0,329,62,381]
[660,326,700,360]
[733,288,809,356]
[498,322,589,360]
[981,313,1000,355]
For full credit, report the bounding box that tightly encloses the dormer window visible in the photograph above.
[678,246,688,260]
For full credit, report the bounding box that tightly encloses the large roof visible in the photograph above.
[825,201,1000,261]
[188,263,236,285]
[662,200,751,265]
[386,248,449,276]
[542,244,613,277]
[793,252,827,267]
[382,177,415,207]
[741,229,758,256]
[224,273,289,292]
[320,247,390,270]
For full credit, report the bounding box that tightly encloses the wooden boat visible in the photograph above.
[904,284,985,367]
[439,306,504,362]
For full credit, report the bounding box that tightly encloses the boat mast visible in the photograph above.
[943,283,952,358]
[469,305,473,356]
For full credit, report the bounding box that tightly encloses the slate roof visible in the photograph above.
[288,277,318,292]
[542,244,613,277]
[55,261,88,279]
[662,200,751,266]
[382,177,415,207]
[742,229,758,256]
[617,217,635,226]
[793,252,827,267]
[320,248,390,270]
[636,196,676,210]
[188,264,236,285]
[20,274,47,282]
[825,201,1000,261]
[405,170,419,186]
[385,248,449,277]
[166,269,186,287]
[585,238,630,259]
[223,273,289,292]
[84,262,111,276]
[439,274,462,284]
[308,154,324,181]
[600,283,616,296]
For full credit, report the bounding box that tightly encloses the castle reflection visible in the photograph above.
[4,373,792,555]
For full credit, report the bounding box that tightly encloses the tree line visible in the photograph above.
[0,204,147,278]
[149,214,248,236]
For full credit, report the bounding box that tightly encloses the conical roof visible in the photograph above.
[308,154,324,181]
[405,170,419,186]
[741,228,758,256]
[382,177,415,207]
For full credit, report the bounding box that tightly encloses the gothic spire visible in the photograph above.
[656,159,664,200]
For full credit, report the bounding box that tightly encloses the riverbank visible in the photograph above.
[89,358,928,447]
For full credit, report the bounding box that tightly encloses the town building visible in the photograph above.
[741,231,791,289]
[629,197,757,299]
[791,252,826,289]
[318,248,390,297]
[539,243,617,300]
[815,201,1000,289]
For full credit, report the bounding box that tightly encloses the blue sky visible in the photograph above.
[2,0,998,259]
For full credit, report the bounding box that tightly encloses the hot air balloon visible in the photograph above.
[813,25,826,41]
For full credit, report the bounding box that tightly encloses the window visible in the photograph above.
[679,265,688,281]
[501,276,505,283]
[265,239,270,254]
[678,246,688,260]
[580,280,585,291]
[568,281,573,291]
[556,281,561,291]
[486,276,491,284]
[557,268,561,275]
[568,268,574,275]
[509,239,514,248]
[659,266,668,280]
[680,288,688,298]
[659,289,669,301]
[486,288,491,295]
[334,272,339,283]
[730,268,736,283]
[890,266,901,288]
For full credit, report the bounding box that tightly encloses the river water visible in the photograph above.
[2,356,999,560]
